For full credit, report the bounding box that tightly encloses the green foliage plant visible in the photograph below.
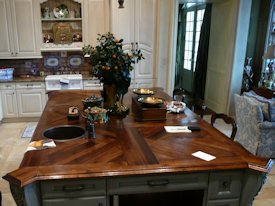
[83,32,144,113]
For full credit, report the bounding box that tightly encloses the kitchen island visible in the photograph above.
[3,89,273,206]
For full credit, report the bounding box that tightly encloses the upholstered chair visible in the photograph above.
[234,94,275,158]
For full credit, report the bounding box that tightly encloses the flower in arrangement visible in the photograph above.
[83,32,144,113]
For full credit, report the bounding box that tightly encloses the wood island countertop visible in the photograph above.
[3,89,273,188]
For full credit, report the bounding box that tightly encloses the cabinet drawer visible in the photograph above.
[83,80,103,90]
[16,82,45,89]
[108,173,208,195]
[42,196,106,206]
[41,178,106,199]
[208,171,243,200]
[0,83,15,90]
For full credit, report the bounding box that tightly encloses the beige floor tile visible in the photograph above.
[0,174,13,194]
[0,122,30,206]
[254,187,275,199]
[269,166,275,175]
[2,193,16,206]
[267,174,275,187]
[253,198,275,206]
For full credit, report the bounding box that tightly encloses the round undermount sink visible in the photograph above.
[43,125,85,142]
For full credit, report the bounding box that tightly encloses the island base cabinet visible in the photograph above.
[42,196,106,206]
[41,179,106,206]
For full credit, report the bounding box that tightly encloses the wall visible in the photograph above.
[156,0,172,92]
[205,0,237,113]
[228,0,252,115]
[204,0,251,115]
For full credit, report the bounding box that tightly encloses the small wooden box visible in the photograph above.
[131,97,166,121]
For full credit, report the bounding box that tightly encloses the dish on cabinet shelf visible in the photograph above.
[44,56,60,69]
[68,55,84,68]
[53,4,69,19]
[43,33,53,43]
[73,32,82,42]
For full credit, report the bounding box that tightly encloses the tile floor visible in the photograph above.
[0,120,274,206]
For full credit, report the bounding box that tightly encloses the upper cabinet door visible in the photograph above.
[0,0,41,59]
[83,0,110,46]
[111,0,157,82]
[0,0,15,57]
[110,0,135,52]
[11,0,41,57]
[134,0,157,79]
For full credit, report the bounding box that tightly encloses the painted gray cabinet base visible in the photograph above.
[17,169,265,206]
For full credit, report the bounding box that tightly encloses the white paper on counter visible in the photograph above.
[192,151,216,161]
[26,139,56,152]
[164,126,192,133]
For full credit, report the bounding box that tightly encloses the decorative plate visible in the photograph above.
[133,88,155,96]
[53,4,69,18]
[52,23,73,44]
[44,56,60,69]
[68,55,84,68]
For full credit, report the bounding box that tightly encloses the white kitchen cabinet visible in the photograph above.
[39,0,84,51]
[111,0,158,88]
[0,0,42,59]
[16,82,46,117]
[0,83,18,118]
[131,79,153,89]
[39,0,109,51]
[83,79,103,90]
[0,82,46,118]
[83,0,110,46]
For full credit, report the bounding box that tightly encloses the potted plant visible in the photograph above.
[83,32,144,115]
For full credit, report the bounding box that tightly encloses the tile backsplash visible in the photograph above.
[0,51,91,77]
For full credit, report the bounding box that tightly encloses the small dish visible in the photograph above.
[166,101,186,113]
[138,96,164,108]
[82,95,103,109]
[53,4,69,18]
[133,88,155,96]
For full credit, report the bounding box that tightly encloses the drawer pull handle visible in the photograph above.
[147,179,169,187]
[62,184,85,192]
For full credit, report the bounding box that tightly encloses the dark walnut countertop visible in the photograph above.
[3,89,273,188]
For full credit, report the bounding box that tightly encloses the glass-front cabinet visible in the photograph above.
[262,1,275,89]
[39,0,84,51]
